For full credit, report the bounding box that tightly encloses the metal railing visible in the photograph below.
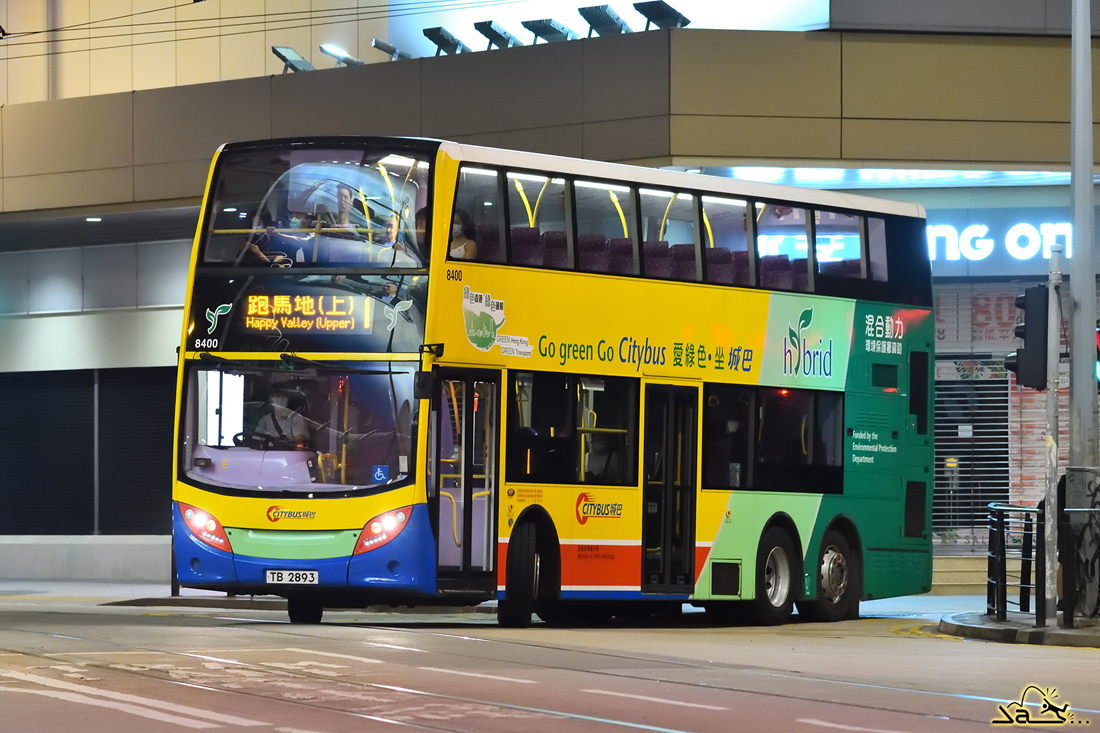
[986,503,1045,626]
[988,501,1100,627]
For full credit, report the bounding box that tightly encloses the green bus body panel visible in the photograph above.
[224,528,360,560]
[695,492,822,601]
[693,299,934,603]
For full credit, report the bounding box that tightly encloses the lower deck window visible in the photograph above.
[506,371,638,485]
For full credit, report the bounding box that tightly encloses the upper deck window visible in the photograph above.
[202,147,430,269]
[640,189,698,281]
[814,210,863,280]
[575,180,637,276]
[702,197,751,287]
[507,172,570,269]
[756,204,810,292]
[451,166,504,263]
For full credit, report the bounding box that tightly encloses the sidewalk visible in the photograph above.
[2,582,1098,646]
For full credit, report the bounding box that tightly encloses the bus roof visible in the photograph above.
[438,140,926,221]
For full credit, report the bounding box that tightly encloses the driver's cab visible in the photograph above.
[182,364,417,494]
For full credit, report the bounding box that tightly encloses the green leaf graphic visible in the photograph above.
[799,307,813,331]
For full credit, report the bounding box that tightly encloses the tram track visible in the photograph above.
[0,611,1009,730]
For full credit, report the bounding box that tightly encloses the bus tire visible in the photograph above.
[752,527,797,626]
[797,529,860,622]
[499,522,538,628]
[287,595,323,624]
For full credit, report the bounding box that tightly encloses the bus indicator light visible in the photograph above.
[354,506,412,554]
[179,503,232,552]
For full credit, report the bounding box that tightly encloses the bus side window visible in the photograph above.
[453,167,505,263]
[639,189,699,282]
[701,196,751,287]
[575,180,637,276]
[702,385,751,489]
[868,217,888,282]
[507,172,571,270]
[757,204,811,292]
[814,210,863,280]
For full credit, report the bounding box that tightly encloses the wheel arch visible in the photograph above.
[761,512,804,600]
[511,505,561,600]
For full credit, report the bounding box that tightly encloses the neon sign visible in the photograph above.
[927,223,1071,261]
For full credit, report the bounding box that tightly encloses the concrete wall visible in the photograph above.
[831,0,1100,35]
[0,0,389,105]
[0,536,170,581]
[0,28,1098,216]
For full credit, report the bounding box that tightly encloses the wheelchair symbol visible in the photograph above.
[373,465,389,482]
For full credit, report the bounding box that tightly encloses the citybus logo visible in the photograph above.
[266,506,317,522]
[575,493,623,525]
[783,307,834,378]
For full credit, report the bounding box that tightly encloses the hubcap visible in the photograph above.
[819,545,848,604]
[764,546,791,607]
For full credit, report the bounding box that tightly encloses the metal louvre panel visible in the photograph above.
[933,361,1009,531]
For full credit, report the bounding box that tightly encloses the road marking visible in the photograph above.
[0,687,220,729]
[283,647,383,664]
[798,719,913,733]
[0,671,269,726]
[365,642,428,653]
[416,667,536,684]
[375,684,697,733]
[583,689,728,710]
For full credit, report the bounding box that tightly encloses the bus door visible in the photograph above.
[432,370,499,592]
[642,384,697,593]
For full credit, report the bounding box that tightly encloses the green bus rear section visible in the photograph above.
[693,299,934,604]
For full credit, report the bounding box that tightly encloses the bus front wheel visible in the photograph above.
[752,528,796,625]
[287,595,323,624]
[797,529,860,622]
[499,522,538,628]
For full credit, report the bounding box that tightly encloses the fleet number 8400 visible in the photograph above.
[193,338,218,350]
[446,269,462,281]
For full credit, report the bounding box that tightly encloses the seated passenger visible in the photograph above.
[237,211,289,266]
[585,432,622,484]
[255,391,310,448]
[334,184,357,230]
[449,208,478,260]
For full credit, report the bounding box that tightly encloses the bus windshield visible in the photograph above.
[202,145,431,269]
[182,360,417,493]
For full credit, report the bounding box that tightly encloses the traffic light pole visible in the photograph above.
[1067,0,1099,624]
[1044,245,1063,625]
[1070,0,1097,471]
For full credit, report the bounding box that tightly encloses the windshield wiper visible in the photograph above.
[279,353,400,375]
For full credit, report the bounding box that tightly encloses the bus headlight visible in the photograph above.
[179,503,233,553]
[354,506,412,555]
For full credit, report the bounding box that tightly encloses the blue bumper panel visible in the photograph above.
[173,504,237,585]
[233,553,350,585]
[347,503,436,595]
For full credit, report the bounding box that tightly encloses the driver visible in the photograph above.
[255,390,310,447]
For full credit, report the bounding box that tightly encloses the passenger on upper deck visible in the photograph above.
[237,210,288,266]
[449,208,477,260]
[334,184,357,230]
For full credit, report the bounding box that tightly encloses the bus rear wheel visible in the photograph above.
[287,595,323,624]
[797,529,860,622]
[499,522,538,628]
[752,528,796,625]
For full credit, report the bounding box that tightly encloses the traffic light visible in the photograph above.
[1005,284,1048,390]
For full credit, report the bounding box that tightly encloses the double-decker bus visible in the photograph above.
[174,137,932,626]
